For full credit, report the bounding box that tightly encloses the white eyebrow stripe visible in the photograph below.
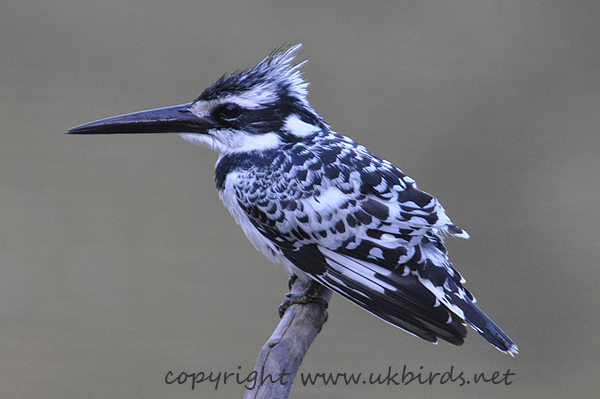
[223,84,278,109]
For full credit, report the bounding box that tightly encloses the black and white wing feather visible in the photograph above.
[223,132,517,355]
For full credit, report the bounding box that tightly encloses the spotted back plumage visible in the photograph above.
[216,118,515,353]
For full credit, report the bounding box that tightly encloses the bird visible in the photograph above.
[67,44,517,355]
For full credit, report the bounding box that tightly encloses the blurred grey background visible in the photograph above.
[1,1,599,398]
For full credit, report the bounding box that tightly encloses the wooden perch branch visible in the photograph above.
[243,279,332,399]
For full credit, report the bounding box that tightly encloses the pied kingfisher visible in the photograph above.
[67,44,517,355]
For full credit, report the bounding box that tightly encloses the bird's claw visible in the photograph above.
[278,291,329,318]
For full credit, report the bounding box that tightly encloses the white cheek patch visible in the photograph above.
[284,115,321,137]
[234,132,282,152]
[179,130,282,154]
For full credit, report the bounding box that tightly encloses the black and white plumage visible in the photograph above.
[67,44,517,355]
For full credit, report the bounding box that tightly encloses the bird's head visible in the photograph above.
[67,44,328,154]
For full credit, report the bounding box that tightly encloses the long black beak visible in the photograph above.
[66,103,210,135]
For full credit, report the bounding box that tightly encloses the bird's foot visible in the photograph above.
[278,293,329,317]
[278,280,329,318]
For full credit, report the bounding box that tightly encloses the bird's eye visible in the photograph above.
[217,103,242,121]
